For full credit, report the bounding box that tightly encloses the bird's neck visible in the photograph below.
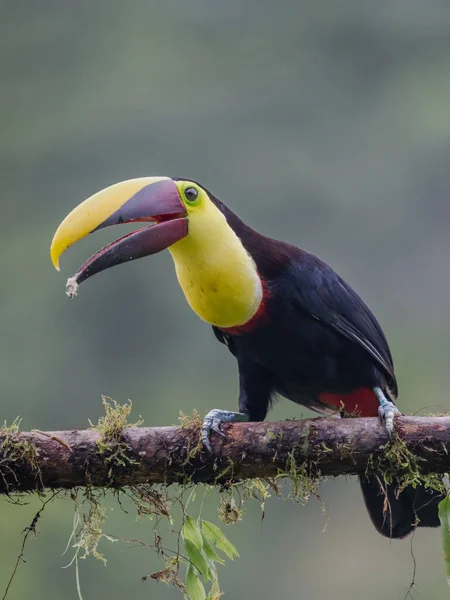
[168,208,263,328]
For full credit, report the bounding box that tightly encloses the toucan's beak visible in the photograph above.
[50,177,187,295]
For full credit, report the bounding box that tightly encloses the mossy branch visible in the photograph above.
[0,414,449,493]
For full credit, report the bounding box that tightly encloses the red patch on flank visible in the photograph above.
[218,278,271,336]
[319,388,379,417]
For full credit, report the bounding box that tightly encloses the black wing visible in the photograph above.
[290,251,397,397]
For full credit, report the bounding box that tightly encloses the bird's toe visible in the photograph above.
[201,409,248,452]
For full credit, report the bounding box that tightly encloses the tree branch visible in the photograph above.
[0,416,449,494]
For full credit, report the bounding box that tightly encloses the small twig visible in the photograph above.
[2,491,59,599]
[404,529,418,600]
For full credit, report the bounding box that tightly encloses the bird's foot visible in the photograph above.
[374,387,401,437]
[202,409,249,452]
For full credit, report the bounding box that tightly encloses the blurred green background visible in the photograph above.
[2,1,450,598]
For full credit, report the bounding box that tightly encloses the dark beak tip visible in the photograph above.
[71,216,188,290]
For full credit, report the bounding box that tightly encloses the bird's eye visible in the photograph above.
[184,187,198,202]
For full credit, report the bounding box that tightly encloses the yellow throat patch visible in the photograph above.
[169,182,263,328]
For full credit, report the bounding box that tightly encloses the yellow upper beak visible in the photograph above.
[50,176,170,270]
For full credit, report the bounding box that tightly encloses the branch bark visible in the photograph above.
[1,416,449,494]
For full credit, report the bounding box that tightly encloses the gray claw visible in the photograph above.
[374,387,401,437]
[202,409,224,452]
[201,409,249,452]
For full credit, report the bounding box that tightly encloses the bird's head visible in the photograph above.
[51,177,227,295]
[50,177,264,328]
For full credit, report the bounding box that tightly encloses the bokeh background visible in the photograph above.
[2,1,450,598]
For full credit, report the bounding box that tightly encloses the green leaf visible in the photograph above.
[184,539,211,581]
[201,532,225,565]
[201,520,239,560]
[439,497,450,586]
[182,515,204,550]
[186,565,207,600]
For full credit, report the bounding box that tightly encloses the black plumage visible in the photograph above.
[209,191,441,538]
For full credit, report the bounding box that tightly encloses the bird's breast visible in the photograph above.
[169,236,263,328]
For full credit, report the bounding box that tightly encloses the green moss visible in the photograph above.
[266,427,283,444]
[1,418,39,470]
[368,433,446,495]
[73,490,109,564]
[282,450,324,505]
[90,397,143,483]
[218,492,246,524]
[0,418,41,491]
[178,409,202,430]
[91,396,142,439]
[334,435,357,464]
[178,410,203,462]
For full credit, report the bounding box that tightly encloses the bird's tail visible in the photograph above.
[359,475,442,538]
[330,387,443,537]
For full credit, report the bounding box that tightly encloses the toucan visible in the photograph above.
[50,176,442,538]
